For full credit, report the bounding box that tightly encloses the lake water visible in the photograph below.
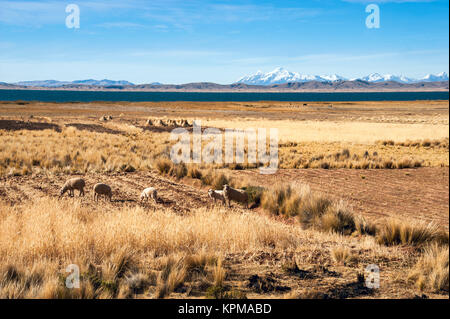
[0,89,448,102]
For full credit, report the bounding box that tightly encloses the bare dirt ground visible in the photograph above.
[1,166,447,229]
[0,171,212,215]
[0,100,448,124]
[0,119,61,132]
[231,167,449,229]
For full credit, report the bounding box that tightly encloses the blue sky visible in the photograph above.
[0,0,448,84]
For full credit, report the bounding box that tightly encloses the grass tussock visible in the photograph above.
[200,170,232,190]
[155,159,190,180]
[241,185,265,207]
[378,138,449,149]
[408,243,449,293]
[155,255,188,298]
[376,219,449,247]
[187,165,203,179]
[319,202,357,235]
[330,247,357,266]
[261,184,375,236]
[261,184,306,217]
[155,157,173,175]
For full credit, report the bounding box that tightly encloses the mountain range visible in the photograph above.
[13,79,135,87]
[235,67,449,85]
[6,68,449,88]
[1,68,448,92]
[1,80,447,93]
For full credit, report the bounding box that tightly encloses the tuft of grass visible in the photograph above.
[297,194,333,229]
[376,219,449,247]
[319,202,356,235]
[408,243,449,293]
[261,184,363,236]
[201,170,231,190]
[169,162,187,179]
[0,264,44,298]
[242,186,265,207]
[261,184,303,216]
[261,184,291,215]
[354,216,377,236]
[331,247,357,266]
[155,158,172,175]
[154,253,218,298]
[187,166,202,179]
[155,256,187,299]
[212,258,226,288]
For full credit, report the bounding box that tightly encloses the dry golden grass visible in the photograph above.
[261,183,367,235]
[330,247,356,266]
[408,244,449,293]
[0,196,303,298]
[0,194,439,299]
[0,127,172,176]
[260,183,449,248]
[278,141,448,169]
[204,119,449,143]
[376,219,449,247]
[0,125,447,178]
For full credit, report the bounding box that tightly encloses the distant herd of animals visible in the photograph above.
[145,118,193,128]
[98,115,194,128]
[59,177,249,208]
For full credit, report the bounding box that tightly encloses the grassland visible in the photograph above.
[0,100,448,299]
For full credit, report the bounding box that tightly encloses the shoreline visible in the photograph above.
[1,87,448,93]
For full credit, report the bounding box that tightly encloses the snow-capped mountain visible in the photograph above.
[420,72,449,82]
[14,79,135,87]
[357,73,415,83]
[320,74,347,82]
[235,67,345,85]
[235,68,448,85]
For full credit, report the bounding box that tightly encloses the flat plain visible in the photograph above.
[0,99,448,299]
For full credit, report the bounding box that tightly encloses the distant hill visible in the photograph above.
[14,79,135,87]
[1,79,448,92]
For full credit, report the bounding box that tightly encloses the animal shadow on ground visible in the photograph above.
[246,273,291,294]
[159,197,175,206]
[285,267,316,279]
